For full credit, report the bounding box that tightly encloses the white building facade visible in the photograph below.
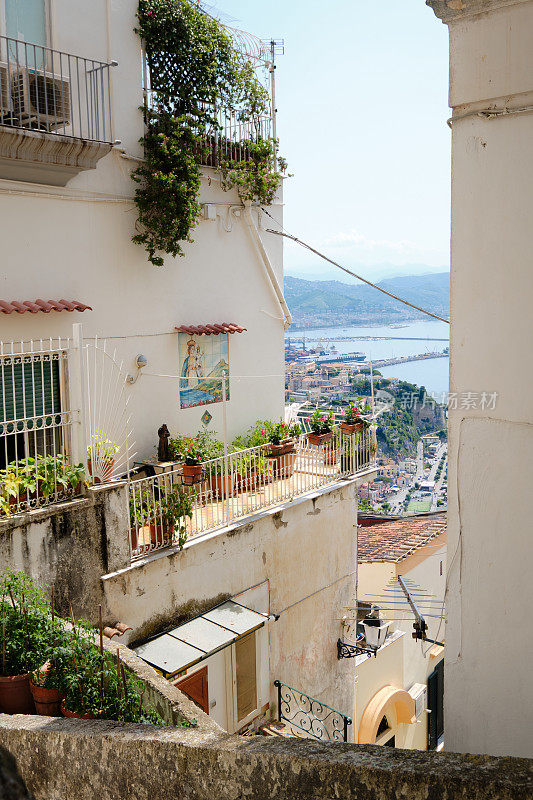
[427,0,533,759]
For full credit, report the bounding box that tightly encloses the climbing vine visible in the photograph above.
[132,0,287,266]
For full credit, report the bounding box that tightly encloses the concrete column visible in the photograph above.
[426,0,533,758]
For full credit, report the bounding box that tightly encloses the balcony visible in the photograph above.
[0,35,115,185]
[128,426,377,560]
[145,90,273,168]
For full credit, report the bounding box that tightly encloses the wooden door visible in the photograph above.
[176,666,209,714]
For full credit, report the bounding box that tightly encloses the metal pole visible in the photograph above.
[274,679,282,722]
[270,40,277,163]
[71,323,88,469]
[370,358,375,418]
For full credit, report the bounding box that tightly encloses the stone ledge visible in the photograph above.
[0,715,530,800]
[0,482,126,534]
[427,0,530,23]
[0,125,112,186]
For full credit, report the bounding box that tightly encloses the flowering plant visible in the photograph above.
[169,435,205,465]
[343,403,362,424]
[310,409,334,435]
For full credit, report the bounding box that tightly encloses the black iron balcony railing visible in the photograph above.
[0,34,115,143]
[274,680,352,742]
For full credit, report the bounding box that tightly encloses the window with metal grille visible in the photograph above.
[0,352,65,470]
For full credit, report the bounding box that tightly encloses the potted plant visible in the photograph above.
[170,436,205,485]
[263,421,291,456]
[87,430,119,484]
[160,486,193,549]
[341,403,365,435]
[0,572,52,714]
[30,660,63,716]
[308,409,334,446]
[324,429,342,466]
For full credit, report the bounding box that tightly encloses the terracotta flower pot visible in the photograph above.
[61,700,98,720]
[324,449,339,466]
[30,682,62,716]
[150,523,171,546]
[182,464,202,485]
[268,439,295,457]
[208,473,235,499]
[0,673,34,714]
[341,422,363,435]
[308,432,333,446]
[87,458,115,484]
[267,451,297,479]
[236,472,259,492]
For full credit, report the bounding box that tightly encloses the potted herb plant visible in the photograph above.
[160,486,193,549]
[30,660,63,716]
[0,572,52,714]
[87,430,120,484]
[308,409,334,446]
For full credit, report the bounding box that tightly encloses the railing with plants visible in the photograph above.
[0,570,191,724]
[128,419,376,559]
[146,90,273,167]
[133,0,286,266]
[0,338,86,518]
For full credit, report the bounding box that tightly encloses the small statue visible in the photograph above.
[158,424,170,462]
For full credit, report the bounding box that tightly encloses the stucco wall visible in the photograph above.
[431,0,533,757]
[0,714,530,800]
[102,481,360,734]
[0,484,129,622]
[0,0,285,454]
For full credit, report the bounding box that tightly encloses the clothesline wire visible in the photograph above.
[261,209,450,325]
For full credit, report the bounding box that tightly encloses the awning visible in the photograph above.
[174,323,246,335]
[133,600,268,679]
[0,299,92,314]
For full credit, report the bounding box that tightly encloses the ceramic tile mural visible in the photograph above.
[179,333,230,409]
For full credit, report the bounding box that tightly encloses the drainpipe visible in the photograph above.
[242,201,292,330]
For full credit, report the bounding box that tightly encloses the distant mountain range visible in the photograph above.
[284,273,450,328]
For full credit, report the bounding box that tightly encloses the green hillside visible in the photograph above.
[284,273,449,327]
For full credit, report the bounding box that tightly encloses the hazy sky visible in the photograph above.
[212,0,451,280]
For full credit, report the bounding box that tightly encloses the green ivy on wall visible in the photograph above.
[133,0,287,266]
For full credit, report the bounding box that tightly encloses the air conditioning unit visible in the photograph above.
[0,62,10,119]
[408,683,427,718]
[11,68,70,130]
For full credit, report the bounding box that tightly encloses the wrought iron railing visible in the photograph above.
[274,680,352,742]
[0,34,115,142]
[0,337,80,517]
[128,426,377,559]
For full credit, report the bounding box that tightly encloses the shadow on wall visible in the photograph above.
[0,744,34,799]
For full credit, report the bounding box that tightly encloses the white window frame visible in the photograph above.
[0,0,51,47]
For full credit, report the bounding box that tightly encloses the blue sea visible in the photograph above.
[287,320,450,398]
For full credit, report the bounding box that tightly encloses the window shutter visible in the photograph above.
[0,356,61,424]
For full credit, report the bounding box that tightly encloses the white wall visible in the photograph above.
[0,0,285,456]
[430,0,533,758]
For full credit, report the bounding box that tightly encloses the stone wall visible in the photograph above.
[0,714,530,800]
[0,484,130,623]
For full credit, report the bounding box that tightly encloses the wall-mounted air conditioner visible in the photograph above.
[11,68,70,129]
[408,683,427,718]
[0,63,10,119]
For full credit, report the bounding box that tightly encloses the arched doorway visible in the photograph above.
[358,685,416,745]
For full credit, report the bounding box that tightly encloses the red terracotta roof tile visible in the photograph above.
[358,513,447,563]
[0,299,92,314]
[175,322,247,335]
